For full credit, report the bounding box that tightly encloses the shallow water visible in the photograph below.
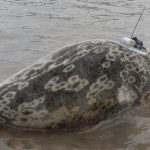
[0,0,150,149]
[0,107,150,150]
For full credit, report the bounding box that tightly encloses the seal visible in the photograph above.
[0,40,150,131]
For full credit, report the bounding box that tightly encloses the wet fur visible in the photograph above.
[0,40,149,131]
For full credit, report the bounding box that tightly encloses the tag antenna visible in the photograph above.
[131,7,145,38]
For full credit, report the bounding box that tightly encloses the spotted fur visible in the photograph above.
[0,40,150,131]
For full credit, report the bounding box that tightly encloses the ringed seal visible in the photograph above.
[0,40,149,131]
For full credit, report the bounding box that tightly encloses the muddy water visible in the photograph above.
[0,107,150,150]
[0,0,150,149]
